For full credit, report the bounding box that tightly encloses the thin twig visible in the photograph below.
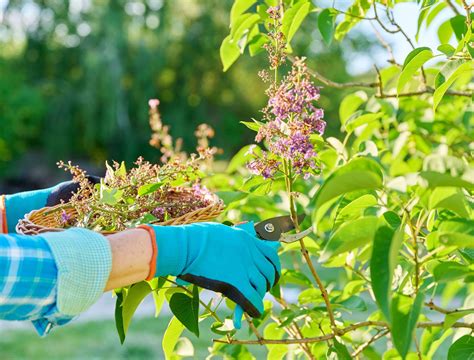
[334,8,376,20]
[370,21,398,65]
[351,329,390,357]
[414,334,423,360]
[425,300,474,315]
[244,313,264,344]
[445,0,461,15]
[288,57,473,97]
[288,55,378,89]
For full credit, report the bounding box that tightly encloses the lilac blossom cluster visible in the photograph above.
[248,58,326,179]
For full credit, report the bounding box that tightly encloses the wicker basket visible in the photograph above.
[16,190,225,236]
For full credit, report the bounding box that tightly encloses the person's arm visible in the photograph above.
[104,228,153,291]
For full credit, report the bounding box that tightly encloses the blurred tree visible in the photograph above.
[0,0,367,180]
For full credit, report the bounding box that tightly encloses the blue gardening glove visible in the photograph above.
[146,222,281,323]
[231,221,281,329]
[3,176,100,231]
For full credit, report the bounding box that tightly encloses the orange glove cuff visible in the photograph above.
[0,195,7,234]
[137,225,158,281]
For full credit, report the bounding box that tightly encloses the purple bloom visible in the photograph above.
[248,57,325,180]
[61,210,71,224]
[152,207,165,220]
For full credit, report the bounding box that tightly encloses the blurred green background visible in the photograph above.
[0,0,375,192]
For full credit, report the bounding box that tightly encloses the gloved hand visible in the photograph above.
[3,176,100,232]
[142,221,281,326]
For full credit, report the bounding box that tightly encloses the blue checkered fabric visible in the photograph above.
[0,229,112,335]
[0,233,58,328]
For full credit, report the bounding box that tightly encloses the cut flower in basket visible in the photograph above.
[50,159,224,233]
[17,100,224,235]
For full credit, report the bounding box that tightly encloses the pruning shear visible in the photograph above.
[253,214,313,243]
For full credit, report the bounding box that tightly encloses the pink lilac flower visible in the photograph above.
[247,58,326,179]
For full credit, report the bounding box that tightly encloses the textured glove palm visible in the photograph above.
[149,222,281,321]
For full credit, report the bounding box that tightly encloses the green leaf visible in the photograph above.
[240,119,263,132]
[448,335,474,360]
[248,33,268,56]
[370,221,403,321]
[138,181,163,196]
[230,14,260,43]
[432,261,471,282]
[334,0,371,41]
[426,3,446,29]
[429,188,470,217]
[169,287,200,337]
[162,316,186,360]
[230,0,257,26]
[220,35,241,72]
[227,145,261,174]
[444,309,474,330]
[114,291,125,344]
[298,288,320,304]
[390,292,424,359]
[241,175,274,195]
[421,327,453,358]
[100,186,124,205]
[437,219,474,248]
[211,320,236,336]
[312,158,384,210]
[397,47,433,94]
[434,59,465,88]
[280,269,312,287]
[215,191,248,206]
[281,0,311,44]
[336,295,367,312]
[318,8,336,46]
[334,193,378,228]
[438,44,456,57]
[321,216,378,261]
[450,15,468,41]
[420,171,474,190]
[344,111,383,133]
[122,282,152,336]
[433,61,473,110]
[339,92,366,126]
[115,161,127,177]
[150,277,167,317]
[438,19,453,44]
[331,339,352,360]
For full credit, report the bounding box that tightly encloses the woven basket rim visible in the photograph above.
[16,188,224,235]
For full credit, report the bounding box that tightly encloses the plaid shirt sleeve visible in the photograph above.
[0,195,112,335]
[0,232,61,334]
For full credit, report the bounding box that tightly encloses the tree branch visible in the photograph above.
[425,300,474,315]
[213,321,474,345]
[288,57,473,98]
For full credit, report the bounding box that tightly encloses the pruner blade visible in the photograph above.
[254,214,312,243]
